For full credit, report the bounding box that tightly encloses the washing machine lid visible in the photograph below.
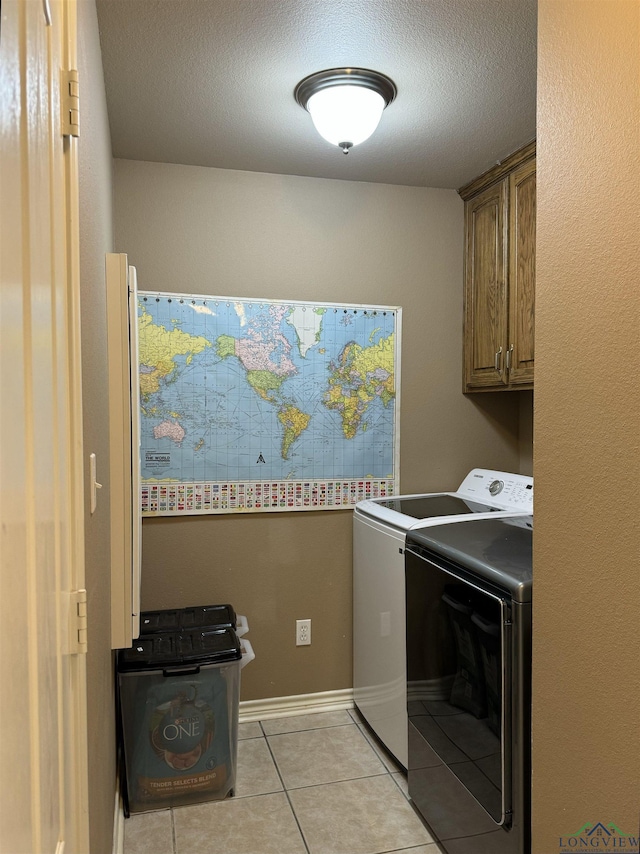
[374,494,498,519]
[405,516,533,603]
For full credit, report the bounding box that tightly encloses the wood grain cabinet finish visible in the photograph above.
[460,142,536,392]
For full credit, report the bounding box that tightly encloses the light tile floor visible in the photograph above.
[123,708,443,854]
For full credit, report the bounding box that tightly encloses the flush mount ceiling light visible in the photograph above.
[294,68,397,154]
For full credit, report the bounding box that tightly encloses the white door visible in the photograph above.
[0,0,90,852]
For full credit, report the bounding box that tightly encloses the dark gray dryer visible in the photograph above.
[404,515,532,854]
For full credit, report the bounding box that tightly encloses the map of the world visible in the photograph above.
[138,292,400,514]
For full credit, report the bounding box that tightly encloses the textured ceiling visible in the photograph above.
[96,0,537,189]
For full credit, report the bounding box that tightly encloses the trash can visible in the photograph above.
[117,612,254,815]
[138,604,249,638]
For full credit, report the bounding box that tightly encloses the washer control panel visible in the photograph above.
[458,469,533,511]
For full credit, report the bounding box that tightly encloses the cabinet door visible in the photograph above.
[463,180,508,390]
[507,159,536,386]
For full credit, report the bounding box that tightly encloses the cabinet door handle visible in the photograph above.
[506,344,514,371]
[494,347,503,373]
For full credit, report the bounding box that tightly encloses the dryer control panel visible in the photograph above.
[457,469,534,512]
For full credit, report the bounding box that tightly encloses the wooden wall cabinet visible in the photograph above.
[459,142,535,392]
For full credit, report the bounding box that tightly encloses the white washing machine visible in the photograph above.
[353,469,533,769]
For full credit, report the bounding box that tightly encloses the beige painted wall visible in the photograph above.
[519,391,533,477]
[77,1,115,850]
[533,2,640,850]
[114,160,523,700]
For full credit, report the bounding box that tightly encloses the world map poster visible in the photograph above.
[137,292,401,515]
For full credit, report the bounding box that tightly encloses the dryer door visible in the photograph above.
[405,547,512,830]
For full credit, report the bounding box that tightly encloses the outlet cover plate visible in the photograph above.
[296,618,311,646]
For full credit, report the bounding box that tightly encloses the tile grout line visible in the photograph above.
[261,716,423,854]
[351,721,392,774]
[346,714,425,827]
[262,720,363,737]
[261,720,312,854]
[264,721,390,792]
[387,769,410,801]
[353,720,405,777]
[170,806,177,854]
[126,715,415,854]
[380,846,441,854]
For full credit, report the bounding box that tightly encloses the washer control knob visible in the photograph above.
[489,479,504,496]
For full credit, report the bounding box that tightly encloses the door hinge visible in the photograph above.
[61,69,80,138]
[69,589,88,655]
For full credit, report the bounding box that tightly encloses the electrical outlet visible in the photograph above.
[296,618,311,646]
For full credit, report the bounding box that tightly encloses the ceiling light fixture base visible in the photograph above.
[294,68,397,109]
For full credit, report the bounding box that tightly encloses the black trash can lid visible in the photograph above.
[117,627,242,671]
[139,604,237,634]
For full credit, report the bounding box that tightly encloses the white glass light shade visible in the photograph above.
[306,85,386,149]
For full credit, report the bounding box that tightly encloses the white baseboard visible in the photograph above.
[239,688,354,723]
[112,777,125,854]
